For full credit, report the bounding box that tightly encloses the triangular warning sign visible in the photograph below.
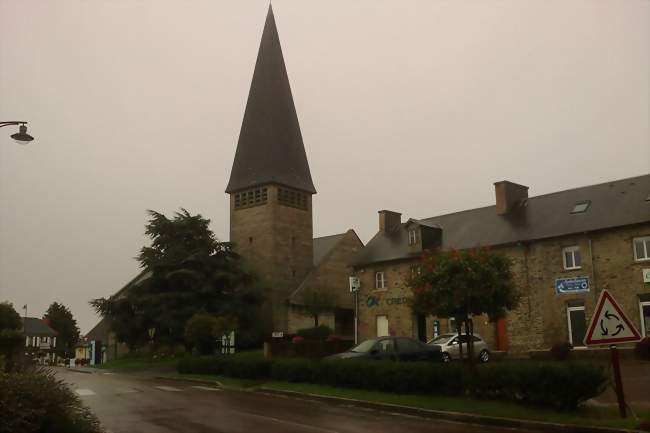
[584,290,642,346]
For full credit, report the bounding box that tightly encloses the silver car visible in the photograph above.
[427,333,490,363]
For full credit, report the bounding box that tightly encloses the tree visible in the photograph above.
[91,209,264,349]
[0,302,22,331]
[43,302,80,358]
[184,313,219,355]
[0,302,24,371]
[408,247,519,362]
[300,290,334,327]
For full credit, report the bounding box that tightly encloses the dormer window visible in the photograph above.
[408,229,418,245]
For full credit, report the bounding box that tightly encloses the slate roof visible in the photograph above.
[313,233,347,266]
[353,174,650,266]
[226,5,316,194]
[22,317,57,337]
[84,317,111,342]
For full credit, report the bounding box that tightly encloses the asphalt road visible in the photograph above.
[55,368,543,433]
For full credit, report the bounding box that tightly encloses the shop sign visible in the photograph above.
[366,295,410,308]
[555,276,590,294]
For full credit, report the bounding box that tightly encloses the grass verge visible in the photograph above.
[94,356,179,370]
[162,372,649,431]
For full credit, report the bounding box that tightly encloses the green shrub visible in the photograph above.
[177,354,606,410]
[296,325,332,341]
[549,341,572,360]
[177,353,271,380]
[0,369,103,433]
[0,329,25,372]
[184,313,220,355]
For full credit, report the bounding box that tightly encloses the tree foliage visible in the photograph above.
[408,247,519,360]
[43,302,80,358]
[90,209,264,349]
[0,302,22,331]
[0,302,24,372]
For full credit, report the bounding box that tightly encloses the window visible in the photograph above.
[376,315,389,337]
[633,236,650,261]
[408,229,418,245]
[563,246,581,270]
[640,300,650,337]
[448,317,458,334]
[571,201,591,214]
[375,271,386,289]
[278,187,308,210]
[234,187,268,209]
[567,305,586,346]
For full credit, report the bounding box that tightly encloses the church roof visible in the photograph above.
[226,5,316,194]
[312,233,347,266]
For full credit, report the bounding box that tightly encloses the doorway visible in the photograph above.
[567,306,586,347]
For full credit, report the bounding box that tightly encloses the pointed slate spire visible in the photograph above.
[226,5,316,194]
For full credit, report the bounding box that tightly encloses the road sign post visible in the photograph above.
[583,290,642,418]
[609,345,626,418]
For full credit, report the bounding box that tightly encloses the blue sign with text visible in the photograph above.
[555,276,590,294]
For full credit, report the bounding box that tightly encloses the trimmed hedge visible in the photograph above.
[0,369,103,433]
[177,354,606,410]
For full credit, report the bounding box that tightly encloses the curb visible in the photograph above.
[155,376,222,387]
[256,388,643,433]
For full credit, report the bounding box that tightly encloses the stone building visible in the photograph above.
[225,6,363,335]
[352,175,650,354]
[22,317,58,364]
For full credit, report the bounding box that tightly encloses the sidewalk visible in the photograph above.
[590,361,650,410]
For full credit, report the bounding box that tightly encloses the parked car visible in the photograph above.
[326,336,442,362]
[427,333,490,363]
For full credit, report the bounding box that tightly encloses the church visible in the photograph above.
[225,5,363,336]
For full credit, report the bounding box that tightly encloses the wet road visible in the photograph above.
[56,368,542,433]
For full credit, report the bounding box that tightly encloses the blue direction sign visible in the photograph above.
[555,276,590,294]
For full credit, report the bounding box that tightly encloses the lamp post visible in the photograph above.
[0,121,34,144]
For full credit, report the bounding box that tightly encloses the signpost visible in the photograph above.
[555,276,590,294]
[349,276,360,344]
[583,290,642,418]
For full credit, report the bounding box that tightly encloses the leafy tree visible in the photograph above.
[91,209,263,349]
[300,290,334,327]
[184,313,219,355]
[43,302,80,358]
[408,247,518,362]
[0,302,24,371]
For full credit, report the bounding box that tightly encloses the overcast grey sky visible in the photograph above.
[1,0,648,332]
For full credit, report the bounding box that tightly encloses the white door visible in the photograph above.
[376,315,389,337]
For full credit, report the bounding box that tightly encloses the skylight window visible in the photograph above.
[571,201,590,214]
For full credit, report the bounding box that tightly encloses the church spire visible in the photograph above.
[226,5,316,194]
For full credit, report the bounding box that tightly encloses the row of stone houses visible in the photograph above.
[351,176,650,353]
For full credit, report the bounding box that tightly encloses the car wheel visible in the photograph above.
[441,352,451,363]
[479,350,489,363]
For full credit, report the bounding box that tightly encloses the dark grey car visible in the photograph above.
[327,336,442,362]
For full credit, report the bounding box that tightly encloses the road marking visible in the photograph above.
[102,372,114,375]
[75,389,96,396]
[154,386,182,392]
[115,387,140,394]
[229,410,340,433]
[191,386,221,391]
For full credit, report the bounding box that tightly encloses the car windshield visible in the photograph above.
[350,339,379,353]
[428,334,455,344]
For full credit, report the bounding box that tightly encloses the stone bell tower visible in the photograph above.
[226,5,316,332]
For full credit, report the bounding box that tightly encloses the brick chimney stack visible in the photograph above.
[378,210,402,233]
[494,181,529,215]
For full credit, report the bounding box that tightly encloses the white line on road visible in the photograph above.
[191,386,221,391]
[115,388,140,394]
[229,410,341,433]
[75,389,96,396]
[154,386,182,392]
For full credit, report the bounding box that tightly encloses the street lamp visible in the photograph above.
[0,121,34,145]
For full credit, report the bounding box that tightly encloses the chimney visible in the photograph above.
[494,181,529,215]
[378,210,402,233]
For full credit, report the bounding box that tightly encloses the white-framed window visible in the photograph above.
[562,246,582,270]
[567,305,586,346]
[633,236,650,261]
[408,229,418,245]
[640,300,650,337]
[375,271,386,289]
